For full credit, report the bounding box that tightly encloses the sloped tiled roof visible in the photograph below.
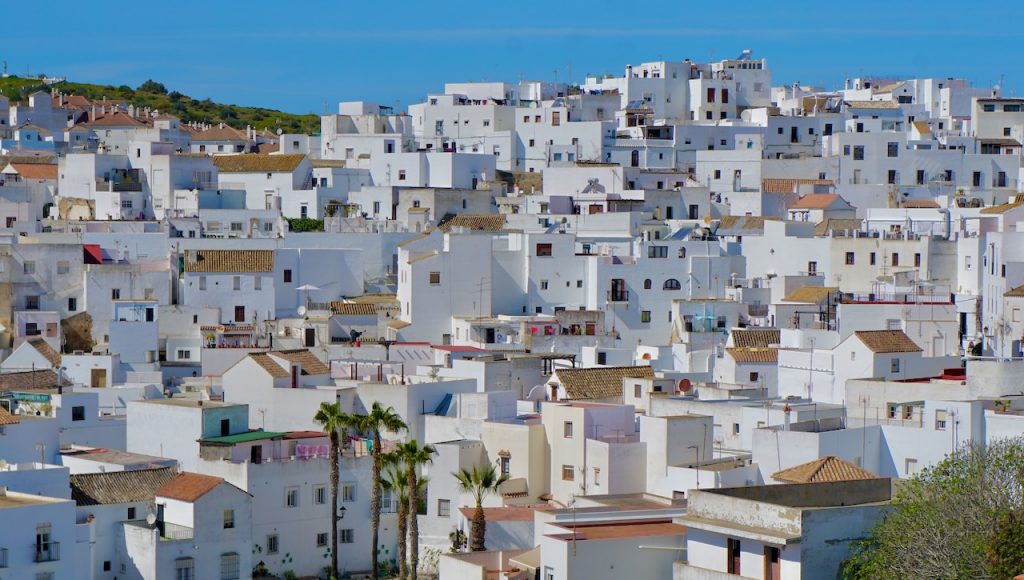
[844,100,900,110]
[731,329,780,349]
[9,163,58,180]
[1005,284,1024,297]
[911,120,932,135]
[0,369,65,391]
[248,353,290,378]
[155,472,224,502]
[900,199,940,209]
[726,347,778,363]
[781,286,837,303]
[329,302,378,316]
[83,112,150,127]
[980,202,1024,215]
[555,365,655,400]
[761,178,833,194]
[273,350,331,375]
[184,249,273,273]
[212,154,306,173]
[814,218,863,237]
[437,214,507,233]
[789,194,842,210]
[27,338,61,367]
[716,215,779,235]
[192,124,248,142]
[772,456,880,484]
[853,330,922,353]
[0,406,19,425]
[71,467,178,506]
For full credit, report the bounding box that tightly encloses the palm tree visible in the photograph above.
[382,457,430,580]
[453,464,509,552]
[314,401,352,580]
[397,440,435,580]
[354,403,407,578]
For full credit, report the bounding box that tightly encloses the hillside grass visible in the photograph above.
[0,76,319,134]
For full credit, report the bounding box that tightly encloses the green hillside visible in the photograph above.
[0,76,320,134]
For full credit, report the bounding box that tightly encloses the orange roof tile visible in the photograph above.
[761,178,833,194]
[772,456,880,484]
[853,330,922,353]
[9,163,58,180]
[725,347,778,363]
[789,194,842,210]
[0,406,19,426]
[155,472,223,502]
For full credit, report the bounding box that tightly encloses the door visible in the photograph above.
[727,538,741,574]
[146,307,155,322]
[485,328,496,343]
[304,327,316,347]
[630,150,640,167]
[234,306,245,323]
[765,546,780,580]
[250,445,263,464]
[90,368,107,388]
[807,261,817,276]
[220,419,230,436]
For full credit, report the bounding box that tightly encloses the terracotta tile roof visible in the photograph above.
[726,347,778,363]
[980,202,1024,215]
[71,467,178,506]
[83,112,150,127]
[437,214,507,233]
[761,178,833,194]
[911,121,932,135]
[716,215,779,235]
[772,456,880,484]
[555,365,655,400]
[1005,284,1024,297]
[0,406,19,425]
[155,472,223,502]
[192,125,248,142]
[0,369,66,391]
[212,154,306,173]
[9,163,58,180]
[782,286,837,303]
[814,218,863,237]
[329,302,378,316]
[54,95,93,109]
[789,194,841,210]
[184,249,274,273]
[853,330,922,353]
[27,338,61,367]
[247,353,290,378]
[272,350,330,375]
[731,329,780,349]
[844,100,900,110]
[899,200,940,209]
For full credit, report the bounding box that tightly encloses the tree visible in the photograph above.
[352,403,407,579]
[453,464,509,552]
[845,437,1024,579]
[397,440,435,580]
[137,79,167,94]
[313,402,353,580]
[382,460,409,580]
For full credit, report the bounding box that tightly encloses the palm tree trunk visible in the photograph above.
[371,433,382,579]
[471,502,487,551]
[330,431,340,580]
[397,494,408,580]
[408,470,420,580]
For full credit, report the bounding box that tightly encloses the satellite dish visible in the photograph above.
[146,512,157,525]
[296,305,307,317]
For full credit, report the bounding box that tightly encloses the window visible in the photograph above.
[220,553,240,580]
[887,170,897,184]
[266,534,279,554]
[24,260,35,274]
[177,349,191,360]
[916,170,926,185]
[500,455,510,476]
[121,199,133,209]
[104,561,112,571]
[285,487,299,507]
[903,406,914,420]
[314,485,327,505]
[128,507,136,519]
[232,276,240,291]
[438,499,451,517]
[340,529,354,543]
[536,243,553,257]
[634,383,642,399]
[891,253,899,267]
[230,222,242,232]
[853,146,865,160]
[905,458,918,475]
[887,142,899,157]
[223,509,234,529]
[111,288,121,300]
[707,87,716,103]
[563,421,574,438]
[1005,127,1013,137]
[663,278,681,290]
[342,483,356,502]
[398,169,406,181]
[283,269,292,283]
[255,277,261,290]
[57,261,69,275]
[175,557,195,580]
[641,310,652,323]
[891,358,901,373]
[870,252,876,266]
[72,406,85,421]
[845,252,855,265]
[317,532,329,547]
[935,410,948,430]
[973,171,982,187]
[429,271,441,285]
[643,279,652,290]
[562,465,575,481]
[727,538,741,574]
[648,245,668,258]
[540,280,549,290]
[914,253,922,267]
[749,372,759,382]
[68,297,77,312]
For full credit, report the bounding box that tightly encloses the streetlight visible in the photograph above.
[338,505,347,520]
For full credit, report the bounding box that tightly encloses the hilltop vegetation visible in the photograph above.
[0,75,319,134]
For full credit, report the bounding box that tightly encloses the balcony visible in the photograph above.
[747,304,769,317]
[606,290,630,303]
[34,542,59,562]
[95,178,142,192]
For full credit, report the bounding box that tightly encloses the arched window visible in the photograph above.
[678,247,687,259]
[663,278,681,290]
[643,279,652,290]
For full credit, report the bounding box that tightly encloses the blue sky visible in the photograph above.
[7,1,1024,114]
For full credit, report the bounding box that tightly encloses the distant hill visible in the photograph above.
[0,76,320,134]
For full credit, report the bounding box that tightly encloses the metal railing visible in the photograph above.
[606,290,630,303]
[33,542,59,562]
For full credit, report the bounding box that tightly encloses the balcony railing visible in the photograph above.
[606,290,630,303]
[747,304,769,317]
[34,542,59,562]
